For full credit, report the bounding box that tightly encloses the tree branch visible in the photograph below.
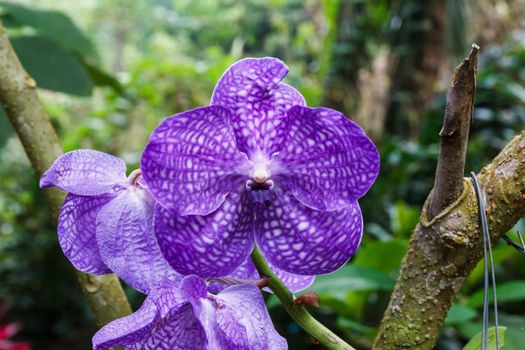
[373,129,525,349]
[428,44,479,220]
[0,20,131,326]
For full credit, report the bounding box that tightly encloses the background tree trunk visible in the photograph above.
[0,20,132,327]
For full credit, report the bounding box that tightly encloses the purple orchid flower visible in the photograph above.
[40,149,312,294]
[142,57,379,278]
[93,275,287,350]
[40,149,178,293]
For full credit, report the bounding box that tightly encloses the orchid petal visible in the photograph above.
[211,57,305,156]
[58,193,112,274]
[129,304,206,350]
[218,284,287,350]
[255,188,363,275]
[179,275,208,302]
[92,297,159,350]
[40,150,126,196]
[154,190,254,277]
[277,106,379,211]
[96,187,179,294]
[225,259,314,293]
[141,106,245,216]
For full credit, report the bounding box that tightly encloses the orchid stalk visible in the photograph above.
[251,246,355,350]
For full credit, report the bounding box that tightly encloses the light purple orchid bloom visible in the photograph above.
[40,149,178,293]
[142,57,379,277]
[92,275,287,350]
[40,149,311,294]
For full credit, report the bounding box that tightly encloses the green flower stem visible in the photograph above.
[250,246,355,350]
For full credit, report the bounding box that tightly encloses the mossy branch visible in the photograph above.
[0,19,131,326]
[374,90,525,350]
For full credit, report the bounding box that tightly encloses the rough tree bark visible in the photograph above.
[428,45,478,219]
[373,46,525,349]
[0,20,132,326]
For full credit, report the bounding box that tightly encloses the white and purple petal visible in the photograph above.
[130,304,207,350]
[154,190,254,278]
[40,150,127,196]
[254,188,363,275]
[96,187,179,294]
[211,57,305,156]
[93,279,198,350]
[141,105,246,216]
[276,106,379,211]
[58,193,113,275]
[92,297,159,350]
[216,259,314,293]
[217,284,287,350]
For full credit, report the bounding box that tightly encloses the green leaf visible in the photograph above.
[445,304,478,325]
[337,317,375,335]
[467,281,525,308]
[80,60,125,94]
[353,239,408,275]
[464,245,515,289]
[462,326,506,350]
[305,265,394,300]
[10,36,93,96]
[0,1,97,60]
[389,201,419,238]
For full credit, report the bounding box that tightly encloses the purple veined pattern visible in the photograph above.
[57,193,114,275]
[254,187,364,275]
[218,284,288,350]
[41,150,185,292]
[211,57,306,156]
[154,190,255,278]
[130,305,207,350]
[217,258,315,293]
[275,106,380,211]
[92,297,159,350]
[140,57,379,279]
[40,149,127,196]
[92,276,287,350]
[141,105,246,216]
[96,187,180,294]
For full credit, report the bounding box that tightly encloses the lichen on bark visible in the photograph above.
[374,131,525,349]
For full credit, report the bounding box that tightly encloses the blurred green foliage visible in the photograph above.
[0,1,524,349]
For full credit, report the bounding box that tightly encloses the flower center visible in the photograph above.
[252,164,269,183]
[244,151,275,192]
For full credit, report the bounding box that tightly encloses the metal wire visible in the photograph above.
[470,172,500,350]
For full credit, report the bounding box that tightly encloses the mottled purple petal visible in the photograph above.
[218,284,287,349]
[96,188,179,294]
[40,150,127,196]
[179,275,208,302]
[92,297,159,350]
[227,259,314,293]
[154,190,254,277]
[129,304,206,350]
[58,193,112,274]
[211,57,305,156]
[255,188,363,275]
[148,279,186,317]
[214,303,250,349]
[276,106,379,211]
[141,106,246,216]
